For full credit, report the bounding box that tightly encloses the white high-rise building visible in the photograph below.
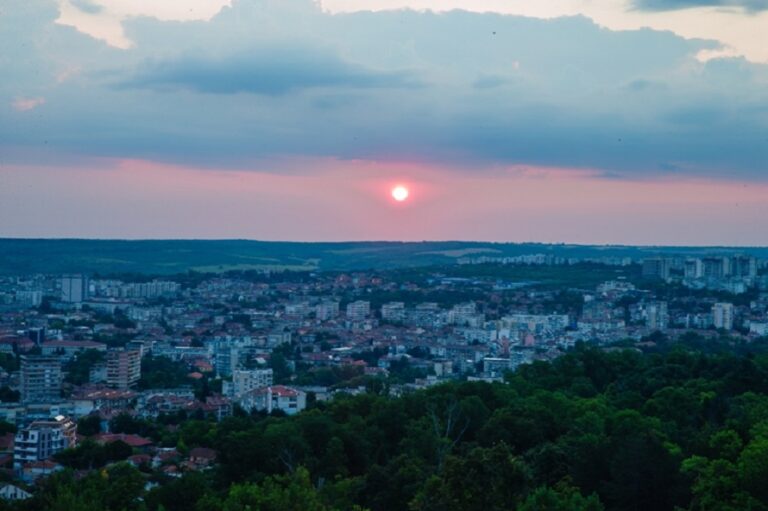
[346,300,370,321]
[61,274,88,303]
[315,301,339,321]
[226,369,274,398]
[381,302,406,322]
[646,302,669,331]
[712,303,734,330]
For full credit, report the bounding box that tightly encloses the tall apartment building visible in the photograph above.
[20,355,62,404]
[215,343,239,378]
[381,302,406,322]
[642,258,671,280]
[13,416,77,470]
[225,368,274,398]
[646,302,669,331]
[702,257,729,279]
[346,300,370,321]
[315,301,340,321]
[60,274,89,303]
[106,348,141,389]
[712,303,735,331]
[731,255,758,279]
[684,259,703,279]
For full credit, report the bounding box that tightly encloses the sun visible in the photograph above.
[391,185,409,202]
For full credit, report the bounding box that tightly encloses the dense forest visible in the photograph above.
[6,342,768,510]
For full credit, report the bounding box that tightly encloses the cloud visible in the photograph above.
[12,97,46,111]
[1,0,767,182]
[69,0,102,15]
[122,45,420,95]
[632,0,768,11]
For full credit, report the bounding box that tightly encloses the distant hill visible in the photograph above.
[0,239,766,276]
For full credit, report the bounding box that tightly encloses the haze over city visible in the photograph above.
[2,0,767,244]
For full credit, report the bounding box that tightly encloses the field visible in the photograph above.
[0,239,766,276]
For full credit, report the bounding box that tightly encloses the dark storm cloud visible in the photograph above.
[122,46,420,95]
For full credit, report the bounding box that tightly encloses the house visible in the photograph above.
[94,433,153,451]
[238,385,306,415]
[20,460,62,483]
[127,454,152,468]
[0,483,32,501]
[188,447,217,466]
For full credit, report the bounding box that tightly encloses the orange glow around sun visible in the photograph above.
[391,185,409,202]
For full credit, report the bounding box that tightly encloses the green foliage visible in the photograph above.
[138,355,190,390]
[54,439,133,470]
[64,350,105,385]
[77,415,102,437]
[0,386,20,403]
[14,345,768,511]
[519,484,605,511]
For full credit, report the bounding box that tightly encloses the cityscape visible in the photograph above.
[0,248,766,508]
[3,0,768,509]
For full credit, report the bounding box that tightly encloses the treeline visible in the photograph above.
[7,343,768,510]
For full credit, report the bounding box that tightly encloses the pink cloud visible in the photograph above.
[12,97,46,112]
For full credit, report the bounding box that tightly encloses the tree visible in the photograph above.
[78,415,102,437]
[518,484,604,511]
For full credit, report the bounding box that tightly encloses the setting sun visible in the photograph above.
[391,185,409,202]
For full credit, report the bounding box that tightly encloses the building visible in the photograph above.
[225,368,274,398]
[483,357,513,377]
[41,340,107,359]
[646,302,669,331]
[26,327,45,345]
[642,258,671,280]
[315,301,339,321]
[107,348,142,389]
[20,355,62,404]
[346,300,370,321]
[702,257,729,279]
[13,416,77,470]
[684,259,703,279]
[731,255,757,279]
[61,274,89,303]
[15,290,43,307]
[0,484,32,501]
[381,302,406,322]
[712,302,735,331]
[239,385,306,415]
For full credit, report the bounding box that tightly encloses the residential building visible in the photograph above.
[315,301,339,321]
[225,368,274,398]
[20,355,62,404]
[239,385,306,415]
[646,302,669,331]
[712,303,735,330]
[684,259,703,279]
[702,257,729,279]
[13,416,77,470]
[0,484,32,501]
[381,302,406,322]
[346,300,370,321]
[642,258,671,280]
[107,348,141,389]
[731,255,758,279]
[61,274,88,303]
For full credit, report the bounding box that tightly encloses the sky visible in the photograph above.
[1,0,767,244]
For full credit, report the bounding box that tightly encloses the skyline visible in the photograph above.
[2,0,767,243]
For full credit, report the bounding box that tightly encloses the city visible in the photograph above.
[0,250,766,503]
[4,0,768,509]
